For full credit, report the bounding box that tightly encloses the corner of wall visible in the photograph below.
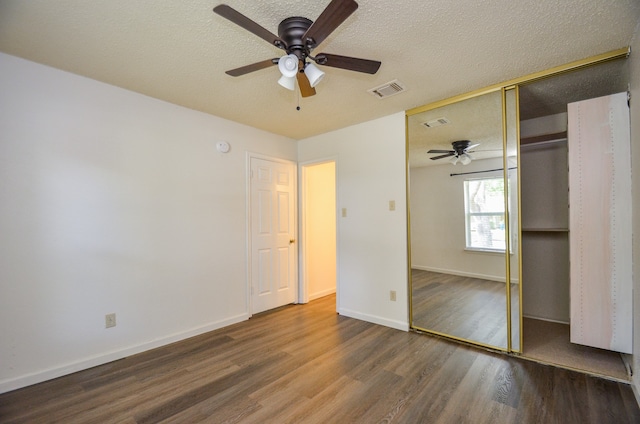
[629,19,640,405]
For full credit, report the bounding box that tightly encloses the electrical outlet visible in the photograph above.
[390,290,397,301]
[105,313,116,328]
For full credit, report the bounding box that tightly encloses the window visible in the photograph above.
[464,177,506,252]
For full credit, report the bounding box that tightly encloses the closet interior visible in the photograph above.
[519,57,631,380]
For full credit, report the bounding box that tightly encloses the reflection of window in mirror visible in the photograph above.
[464,177,506,252]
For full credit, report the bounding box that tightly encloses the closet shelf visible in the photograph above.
[520,132,567,146]
[522,228,569,233]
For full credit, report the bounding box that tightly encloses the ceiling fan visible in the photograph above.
[213,0,381,97]
[428,140,480,165]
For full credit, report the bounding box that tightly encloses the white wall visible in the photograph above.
[0,53,296,393]
[520,113,567,138]
[629,22,640,401]
[297,113,409,331]
[409,157,506,281]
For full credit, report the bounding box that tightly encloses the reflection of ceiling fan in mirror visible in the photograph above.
[213,0,381,98]
[428,140,480,165]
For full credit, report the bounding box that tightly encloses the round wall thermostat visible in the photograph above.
[216,141,230,153]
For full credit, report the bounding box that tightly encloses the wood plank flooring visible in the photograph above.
[1,294,639,423]
[411,269,514,348]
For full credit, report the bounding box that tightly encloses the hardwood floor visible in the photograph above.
[1,294,639,423]
[411,269,514,348]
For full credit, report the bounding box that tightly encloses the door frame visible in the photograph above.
[298,157,339,308]
[246,152,298,316]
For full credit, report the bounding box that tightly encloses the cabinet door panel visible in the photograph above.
[568,92,632,354]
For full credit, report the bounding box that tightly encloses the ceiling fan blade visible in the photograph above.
[466,143,481,151]
[214,5,284,48]
[315,53,381,74]
[303,0,358,48]
[427,149,454,154]
[296,71,316,97]
[430,153,455,160]
[225,58,279,77]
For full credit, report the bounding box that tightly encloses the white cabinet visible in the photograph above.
[568,92,632,354]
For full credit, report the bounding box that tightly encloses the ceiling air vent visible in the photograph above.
[422,117,451,128]
[368,80,406,99]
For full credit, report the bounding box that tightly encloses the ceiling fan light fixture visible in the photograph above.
[450,156,459,165]
[278,54,298,78]
[304,62,325,88]
[278,74,296,91]
[460,153,472,165]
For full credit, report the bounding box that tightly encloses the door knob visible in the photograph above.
[289,239,295,244]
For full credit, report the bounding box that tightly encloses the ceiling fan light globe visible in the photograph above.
[304,63,325,88]
[278,75,296,91]
[460,154,472,165]
[278,54,299,77]
[450,156,459,165]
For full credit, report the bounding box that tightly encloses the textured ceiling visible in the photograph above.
[0,0,639,140]
[518,59,630,120]
[407,91,506,168]
[407,57,630,168]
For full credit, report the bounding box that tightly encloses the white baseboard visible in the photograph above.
[309,288,336,301]
[0,312,250,394]
[621,353,633,379]
[338,307,409,332]
[632,376,640,409]
[411,265,511,283]
[522,314,570,325]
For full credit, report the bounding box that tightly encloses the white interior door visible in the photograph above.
[250,157,297,314]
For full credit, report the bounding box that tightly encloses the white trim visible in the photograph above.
[338,307,409,332]
[522,314,570,325]
[309,288,337,301]
[334,157,341,314]
[631,381,640,410]
[464,247,506,254]
[0,313,249,394]
[245,153,252,316]
[412,264,506,283]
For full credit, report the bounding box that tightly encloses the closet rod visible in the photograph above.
[450,167,517,177]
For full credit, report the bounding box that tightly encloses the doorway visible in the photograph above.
[300,160,337,305]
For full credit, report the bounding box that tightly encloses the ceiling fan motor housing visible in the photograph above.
[452,140,472,156]
[277,17,313,60]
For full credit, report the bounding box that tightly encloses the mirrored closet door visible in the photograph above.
[407,47,630,357]
[407,88,520,352]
